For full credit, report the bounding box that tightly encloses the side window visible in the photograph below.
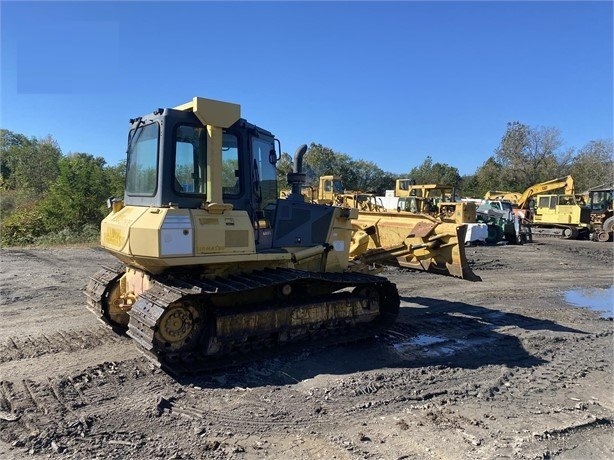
[126,122,159,195]
[174,125,206,195]
[538,196,550,208]
[324,180,332,192]
[222,133,239,195]
[252,138,277,209]
[550,196,558,208]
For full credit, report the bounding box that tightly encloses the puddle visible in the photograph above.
[392,334,496,359]
[564,287,614,318]
[393,334,446,350]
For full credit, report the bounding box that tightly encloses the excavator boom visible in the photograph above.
[516,176,575,209]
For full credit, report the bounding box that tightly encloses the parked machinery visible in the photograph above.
[475,200,526,244]
[311,178,480,280]
[527,194,591,239]
[586,183,614,242]
[490,176,589,239]
[85,97,401,371]
[512,176,590,239]
[316,176,386,212]
[483,190,522,203]
[513,175,576,212]
[394,180,476,225]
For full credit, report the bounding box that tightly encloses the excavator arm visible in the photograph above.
[516,176,575,209]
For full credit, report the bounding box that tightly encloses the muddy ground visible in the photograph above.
[0,238,612,459]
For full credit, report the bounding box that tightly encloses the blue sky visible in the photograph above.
[1,1,612,176]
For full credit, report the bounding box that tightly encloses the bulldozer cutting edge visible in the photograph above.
[349,211,481,281]
[84,96,476,372]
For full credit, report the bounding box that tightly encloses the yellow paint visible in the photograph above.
[197,245,226,253]
[174,97,241,128]
[102,228,124,247]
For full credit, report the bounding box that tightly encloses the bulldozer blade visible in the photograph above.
[349,211,481,281]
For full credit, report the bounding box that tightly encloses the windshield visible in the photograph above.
[126,123,159,195]
[590,191,613,211]
[333,179,344,194]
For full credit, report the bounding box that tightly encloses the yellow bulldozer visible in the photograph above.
[301,177,480,280]
[85,97,404,371]
[394,179,476,225]
[85,97,480,372]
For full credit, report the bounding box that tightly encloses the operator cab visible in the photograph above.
[124,108,279,227]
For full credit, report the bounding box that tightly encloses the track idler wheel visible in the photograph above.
[154,301,204,352]
[104,281,129,327]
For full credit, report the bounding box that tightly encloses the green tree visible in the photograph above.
[105,159,126,198]
[0,130,61,195]
[473,156,507,196]
[494,121,570,189]
[458,174,480,198]
[275,152,293,190]
[40,153,110,232]
[348,159,392,194]
[303,143,350,187]
[568,140,614,192]
[406,156,461,186]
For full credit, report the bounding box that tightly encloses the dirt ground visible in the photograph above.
[0,238,612,459]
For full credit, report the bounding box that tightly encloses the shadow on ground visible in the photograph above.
[175,295,587,389]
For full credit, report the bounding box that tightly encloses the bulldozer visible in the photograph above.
[314,175,387,212]
[394,180,476,225]
[303,178,481,280]
[85,97,401,371]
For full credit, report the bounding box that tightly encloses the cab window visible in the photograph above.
[174,125,206,195]
[126,122,159,196]
[252,138,277,209]
[222,134,240,195]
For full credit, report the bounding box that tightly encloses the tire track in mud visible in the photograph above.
[0,359,163,452]
[162,303,597,436]
[0,327,123,364]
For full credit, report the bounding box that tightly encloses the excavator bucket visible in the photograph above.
[348,211,481,281]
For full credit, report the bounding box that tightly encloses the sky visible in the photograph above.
[1,0,612,176]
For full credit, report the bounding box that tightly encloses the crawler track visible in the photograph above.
[86,267,400,375]
[84,263,125,329]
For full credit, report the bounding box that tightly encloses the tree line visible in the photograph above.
[279,122,613,197]
[1,122,612,247]
[1,130,125,246]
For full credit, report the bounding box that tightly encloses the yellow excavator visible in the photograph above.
[514,175,575,210]
[513,176,591,239]
[482,176,575,210]
[483,190,522,203]
[482,176,590,239]
[85,97,481,372]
